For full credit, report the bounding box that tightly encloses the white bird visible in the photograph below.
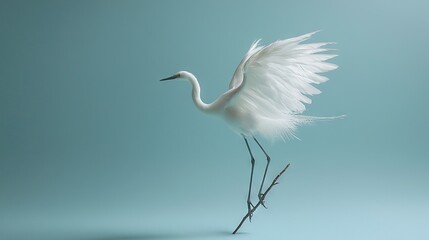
[161,31,340,219]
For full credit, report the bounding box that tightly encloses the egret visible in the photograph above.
[161,32,341,223]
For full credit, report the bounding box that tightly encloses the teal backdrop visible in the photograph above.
[1,0,428,239]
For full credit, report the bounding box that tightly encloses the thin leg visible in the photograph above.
[253,137,271,208]
[243,135,255,221]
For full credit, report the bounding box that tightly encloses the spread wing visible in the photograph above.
[228,32,338,138]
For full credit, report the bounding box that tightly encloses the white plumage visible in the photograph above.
[224,31,339,139]
[161,32,339,140]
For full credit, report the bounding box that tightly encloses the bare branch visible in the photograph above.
[232,163,290,234]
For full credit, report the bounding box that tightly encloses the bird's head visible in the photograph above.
[160,71,195,82]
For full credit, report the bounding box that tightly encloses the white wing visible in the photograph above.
[227,32,338,139]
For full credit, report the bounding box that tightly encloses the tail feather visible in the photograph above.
[257,114,346,141]
[297,114,346,123]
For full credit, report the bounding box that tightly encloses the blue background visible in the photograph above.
[1,0,428,239]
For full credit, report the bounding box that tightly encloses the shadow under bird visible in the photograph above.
[161,31,343,233]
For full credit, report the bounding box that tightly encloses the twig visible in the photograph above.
[232,163,290,234]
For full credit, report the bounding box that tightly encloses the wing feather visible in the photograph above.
[227,32,338,139]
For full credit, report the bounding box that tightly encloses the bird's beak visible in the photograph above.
[160,73,180,81]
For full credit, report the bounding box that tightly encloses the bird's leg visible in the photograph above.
[243,136,255,221]
[253,137,270,208]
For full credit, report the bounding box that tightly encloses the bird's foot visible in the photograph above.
[247,200,255,221]
[258,193,267,208]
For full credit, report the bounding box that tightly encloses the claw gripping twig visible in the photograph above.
[232,163,290,234]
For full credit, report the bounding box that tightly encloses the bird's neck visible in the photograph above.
[188,75,212,112]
